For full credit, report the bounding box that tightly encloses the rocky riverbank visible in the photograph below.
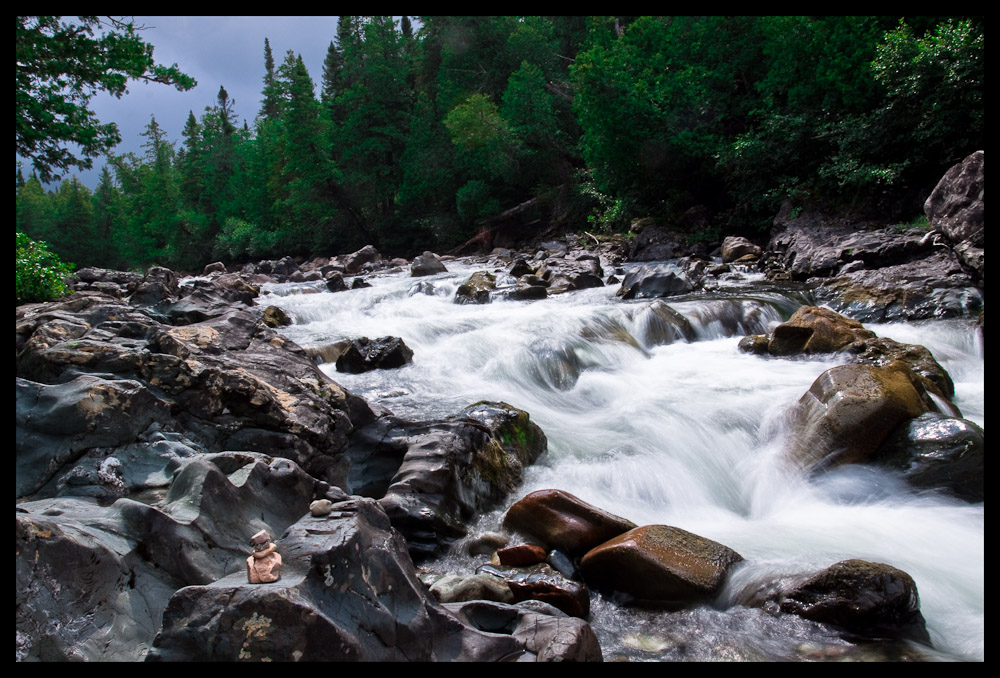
[16,154,983,661]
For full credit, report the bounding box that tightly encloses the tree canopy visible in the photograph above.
[16,15,196,183]
[16,16,984,277]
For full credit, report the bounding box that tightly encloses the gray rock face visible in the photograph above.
[359,402,548,560]
[15,450,329,661]
[924,150,984,280]
[767,199,983,322]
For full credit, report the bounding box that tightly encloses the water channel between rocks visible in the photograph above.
[263,258,984,662]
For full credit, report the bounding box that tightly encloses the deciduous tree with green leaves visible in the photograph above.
[16,16,196,182]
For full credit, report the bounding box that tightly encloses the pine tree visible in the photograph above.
[259,38,281,121]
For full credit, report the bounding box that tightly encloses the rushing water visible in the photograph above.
[262,257,984,662]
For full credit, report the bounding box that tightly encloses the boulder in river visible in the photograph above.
[579,524,744,609]
[335,336,414,373]
[766,559,931,645]
[783,362,931,470]
[874,411,985,502]
[455,270,497,304]
[410,251,448,277]
[616,263,696,300]
[739,305,875,357]
[503,488,637,558]
[348,402,548,559]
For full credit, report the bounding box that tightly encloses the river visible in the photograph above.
[262,256,984,662]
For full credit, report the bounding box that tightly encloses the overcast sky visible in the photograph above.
[71,16,350,189]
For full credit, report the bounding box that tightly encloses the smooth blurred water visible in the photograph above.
[264,258,984,662]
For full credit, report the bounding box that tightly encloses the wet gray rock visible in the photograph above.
[443,599,603,662]
[411,251,448,277]
[616,263,697,299]
[347,402,547,560]
[924,150,983,281]
[756,559,931,645]
[534,255,605,294]
[334,335,414,373]
[874,412,984,502]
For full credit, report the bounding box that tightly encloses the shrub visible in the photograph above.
[16,232,74,305]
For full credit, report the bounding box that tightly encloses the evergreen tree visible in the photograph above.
[51,176,98,267]
[332,16,414,243]
[92,165,124,265]
[15,173,56,245]
[259,38,281,121]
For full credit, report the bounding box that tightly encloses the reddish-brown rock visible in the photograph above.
[502,489,636,557]
[497,543,547,567]
[580,524,743,608]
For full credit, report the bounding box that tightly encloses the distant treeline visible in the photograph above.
[15,16,984,272]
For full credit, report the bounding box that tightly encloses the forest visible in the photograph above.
[16,16,984,281]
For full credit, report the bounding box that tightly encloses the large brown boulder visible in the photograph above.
[455,270,497,304]
[841,335,957,404]
[783,362,930,470]
[579,524,744,608]
[502,489,636,558]
[739,305,875,357]
[720,236,762,263]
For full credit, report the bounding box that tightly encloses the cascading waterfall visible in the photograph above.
[265,259,984,662]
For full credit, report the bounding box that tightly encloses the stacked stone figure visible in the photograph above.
[246,530,282,584]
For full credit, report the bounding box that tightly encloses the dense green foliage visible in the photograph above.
[15,232,74,305]
[16,16,984,275]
